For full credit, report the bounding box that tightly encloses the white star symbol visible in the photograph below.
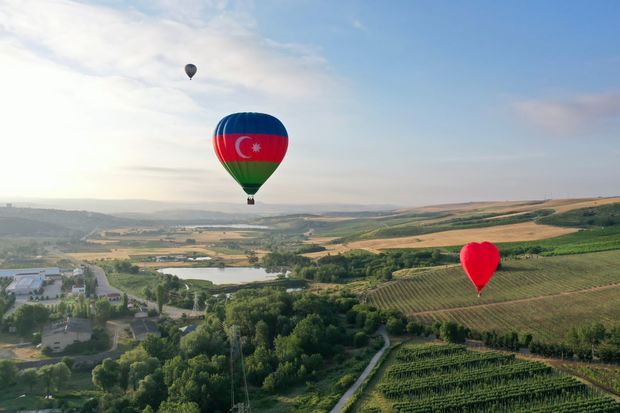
[252,143,262,153]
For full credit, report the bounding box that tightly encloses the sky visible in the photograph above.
[0,0,619,206]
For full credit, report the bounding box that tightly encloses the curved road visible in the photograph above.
[89,265,201,319]
[329,326,390,413]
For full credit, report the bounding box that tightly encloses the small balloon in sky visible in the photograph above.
[213,112,288,205]
[185,64,197,79]
[460,241,501,297]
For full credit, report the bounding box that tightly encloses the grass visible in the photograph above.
[368,250,620,341]
[0,371,99,411]
[106,269,160,297]
[352,342,620,412]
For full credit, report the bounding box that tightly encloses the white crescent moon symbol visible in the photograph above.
[235,136,252,159]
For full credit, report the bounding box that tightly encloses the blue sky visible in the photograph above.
[0,0,618,205]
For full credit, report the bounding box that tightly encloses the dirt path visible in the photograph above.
[329,326,390,413]
[409,282,620,316]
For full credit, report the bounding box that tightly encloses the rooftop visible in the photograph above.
[43,317,92,336]
[130,319,159,337]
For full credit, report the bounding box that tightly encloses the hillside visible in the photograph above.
[0,207,143,237]
[368,250,620,341]
[299,197,620,255]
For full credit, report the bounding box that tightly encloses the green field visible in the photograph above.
[368,250,620,340]
[0,371,98,411]
[353,342,620,412]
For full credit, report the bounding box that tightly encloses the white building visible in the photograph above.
[6,275,44,295]
[71,286,86,295]
[42,318,92,352]
[72,268,84,277]
[0,267,61,278]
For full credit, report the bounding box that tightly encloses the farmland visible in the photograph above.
[353,342,620,412]
[368,250,620,340]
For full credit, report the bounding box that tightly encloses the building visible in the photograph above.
[130,319,160,341]
[107,293,121,301]
[42,317,92,353]
[71,286,86,295]
[0,267,61,279]
[72,268,84,277]
[6,275,44,295]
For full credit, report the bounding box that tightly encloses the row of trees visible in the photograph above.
[262,249,453,283]
[0,359,72,397]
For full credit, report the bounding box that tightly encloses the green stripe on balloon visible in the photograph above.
[223,161,281,195]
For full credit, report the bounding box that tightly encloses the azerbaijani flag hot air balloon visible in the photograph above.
[460,241,501,297]
[213,112,288,204]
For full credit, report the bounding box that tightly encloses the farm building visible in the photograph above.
[0,267,61,278]
[42,317,92,353]
[6,275,44,295]
[130,319,160,341]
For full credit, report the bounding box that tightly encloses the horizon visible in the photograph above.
[1,0,619,205]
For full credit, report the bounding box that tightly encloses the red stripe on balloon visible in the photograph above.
[213,134,288,163]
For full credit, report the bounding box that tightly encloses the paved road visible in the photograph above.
[89,265,201,319]
[329,326,390,413]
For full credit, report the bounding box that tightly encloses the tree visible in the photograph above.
[38,362,71,396]
[0,360,17,387]
[254,319,271,348]
[92,358,120,392]
[180,320,227,358]
[13,304,50,336]
[132,370,167,411]
[121,292,129,314]
[353,331,368,347]
[386,316,405,335]
[20,368,38,393]
[439,321,469,344]
[128,358,160,390]
[95,298,113,323]
[156,284,166,314]
[158,401,200,413]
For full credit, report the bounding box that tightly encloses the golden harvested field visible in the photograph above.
[398,197,620,215]
[306,222,576,256]
[67,245,221,261]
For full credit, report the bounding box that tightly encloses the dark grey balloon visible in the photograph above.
[185,64,197,79]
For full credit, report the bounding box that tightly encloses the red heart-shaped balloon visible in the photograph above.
[460,241,500,295]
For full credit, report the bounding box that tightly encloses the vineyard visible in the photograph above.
[355,343,620,412]
[368,250,620,340]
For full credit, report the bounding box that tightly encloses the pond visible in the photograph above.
[157,267,279,285]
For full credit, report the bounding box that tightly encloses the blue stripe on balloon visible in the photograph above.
[214,112,288,137]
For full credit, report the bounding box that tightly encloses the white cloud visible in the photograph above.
[352,18,366,31]
[0,0,344,202]
[514,92,620,135]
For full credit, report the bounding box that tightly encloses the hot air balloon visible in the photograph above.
[213,112,288,204]
[185,64,197,79]
[460,241,500,297]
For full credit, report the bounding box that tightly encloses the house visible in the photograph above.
[0,267,61,279]
[72,268,84,277]
[42,317,92,352]
[107,293,121,301]
[6,275,44,295]
[130,319,160,341]
[71,286,86,296]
